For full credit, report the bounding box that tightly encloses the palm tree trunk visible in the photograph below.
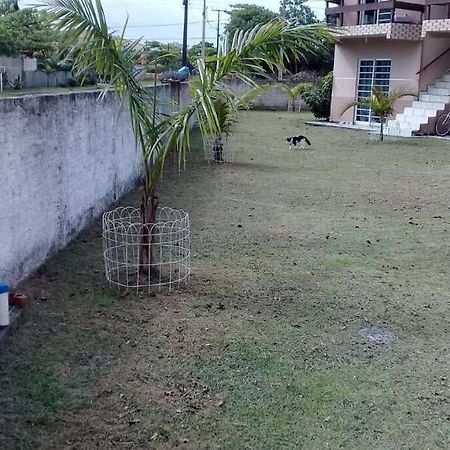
[380,118,384,142]
[139,181,159,280]
[213,136,224,162]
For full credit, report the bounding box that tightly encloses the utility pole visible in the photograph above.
[212,9,227,54]
[201,0,206,59]
[182,0,189,66]
[278,0,288,81]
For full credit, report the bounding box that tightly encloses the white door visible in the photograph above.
[355,59,391,124]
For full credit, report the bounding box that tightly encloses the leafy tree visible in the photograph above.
[279,0,331,73]
[301,72,333,120]
[144,41,182,70]
[342,86,416,141]
[0,0,18,15]
[280,0,318,25]
[188,41,216,63]
[0,1,57,56]
[225,4,277,37]
[38,53,72,86]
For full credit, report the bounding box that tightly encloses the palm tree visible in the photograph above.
[159,22,334,162]
[342,86,416,141]
[41,0,334,275]
[200,85,266,161]
[281,82,307,112]
[38,52,73,87]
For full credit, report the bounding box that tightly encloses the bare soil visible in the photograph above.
[1,111,450,449]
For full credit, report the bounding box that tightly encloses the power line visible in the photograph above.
[211,8,227,51]
[108,21,203,28]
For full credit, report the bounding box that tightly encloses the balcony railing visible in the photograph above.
[424,0,450,20]
[325,1,425,27]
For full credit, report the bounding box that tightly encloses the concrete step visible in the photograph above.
[434,81,450,89]
[428,87,450,96]
[402,114,435,125]
[419,93,450,103]
[403,107,437,118]
[386,127,413,137]
[397,115,426,125]
[389,116,423,130]
[412,100,445,110]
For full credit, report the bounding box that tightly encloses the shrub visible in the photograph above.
[67,78,78,87]
[9,76,23,90]
[301,72,333,120]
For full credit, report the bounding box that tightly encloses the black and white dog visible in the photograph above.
[286,135,311,150]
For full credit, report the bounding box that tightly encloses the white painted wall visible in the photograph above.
[0,84,189,286]
[0,56,37,86]
[226,78,309,111]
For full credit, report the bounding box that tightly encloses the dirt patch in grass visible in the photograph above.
[1,111,450,449]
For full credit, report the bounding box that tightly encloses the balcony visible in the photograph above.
[325,1,425,40]
[423,0,450,35]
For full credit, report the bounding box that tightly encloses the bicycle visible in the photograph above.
[435,110,450,136]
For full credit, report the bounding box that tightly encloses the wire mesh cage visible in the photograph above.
[103,206,191,292]
[204,134,235,164]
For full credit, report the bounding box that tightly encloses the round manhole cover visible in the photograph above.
[359,327,397,345]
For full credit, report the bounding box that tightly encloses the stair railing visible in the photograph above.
[417,47,450,75]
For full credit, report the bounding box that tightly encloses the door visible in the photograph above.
[355,59,391,124]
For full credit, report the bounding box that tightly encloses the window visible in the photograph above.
[356,59,391,124]
[360,0,392,25]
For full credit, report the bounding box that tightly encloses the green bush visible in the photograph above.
[67,77,78,87]
[301,72,333,120]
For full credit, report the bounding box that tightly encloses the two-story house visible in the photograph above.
[325,0,450,136]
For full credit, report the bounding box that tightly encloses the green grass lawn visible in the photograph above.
[1,111,450,449]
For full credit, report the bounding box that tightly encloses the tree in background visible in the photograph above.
[38,52,72,87]
[280,0,318,25]
[301,72,333,120]
[144,41,216,72]
[144,41,182,70]
[0,0,57,56]
[281,82,309,111]
[225,4,277,37]
[0,0,18,14]
[188,42,216,62]
[279,0,334,74]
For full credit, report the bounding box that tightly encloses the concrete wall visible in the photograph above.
[0,56,23,84]
[226,78,309,111]
[0,56,38,87]
[23,71,74,88]
[331,38,421,122]
[0,83,190,286]
[419,35,450,91]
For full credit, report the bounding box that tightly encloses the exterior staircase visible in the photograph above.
[386,73,450,137]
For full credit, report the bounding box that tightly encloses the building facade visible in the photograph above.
[326,0,450,135]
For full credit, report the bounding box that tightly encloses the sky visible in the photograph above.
[23,0,326,46]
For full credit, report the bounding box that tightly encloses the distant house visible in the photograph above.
[326,0,450,136]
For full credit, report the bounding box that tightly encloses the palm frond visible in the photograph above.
[341,86,416,119]
[281,82,308,101]
[39,0,157,175]
[41,0,335,194]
